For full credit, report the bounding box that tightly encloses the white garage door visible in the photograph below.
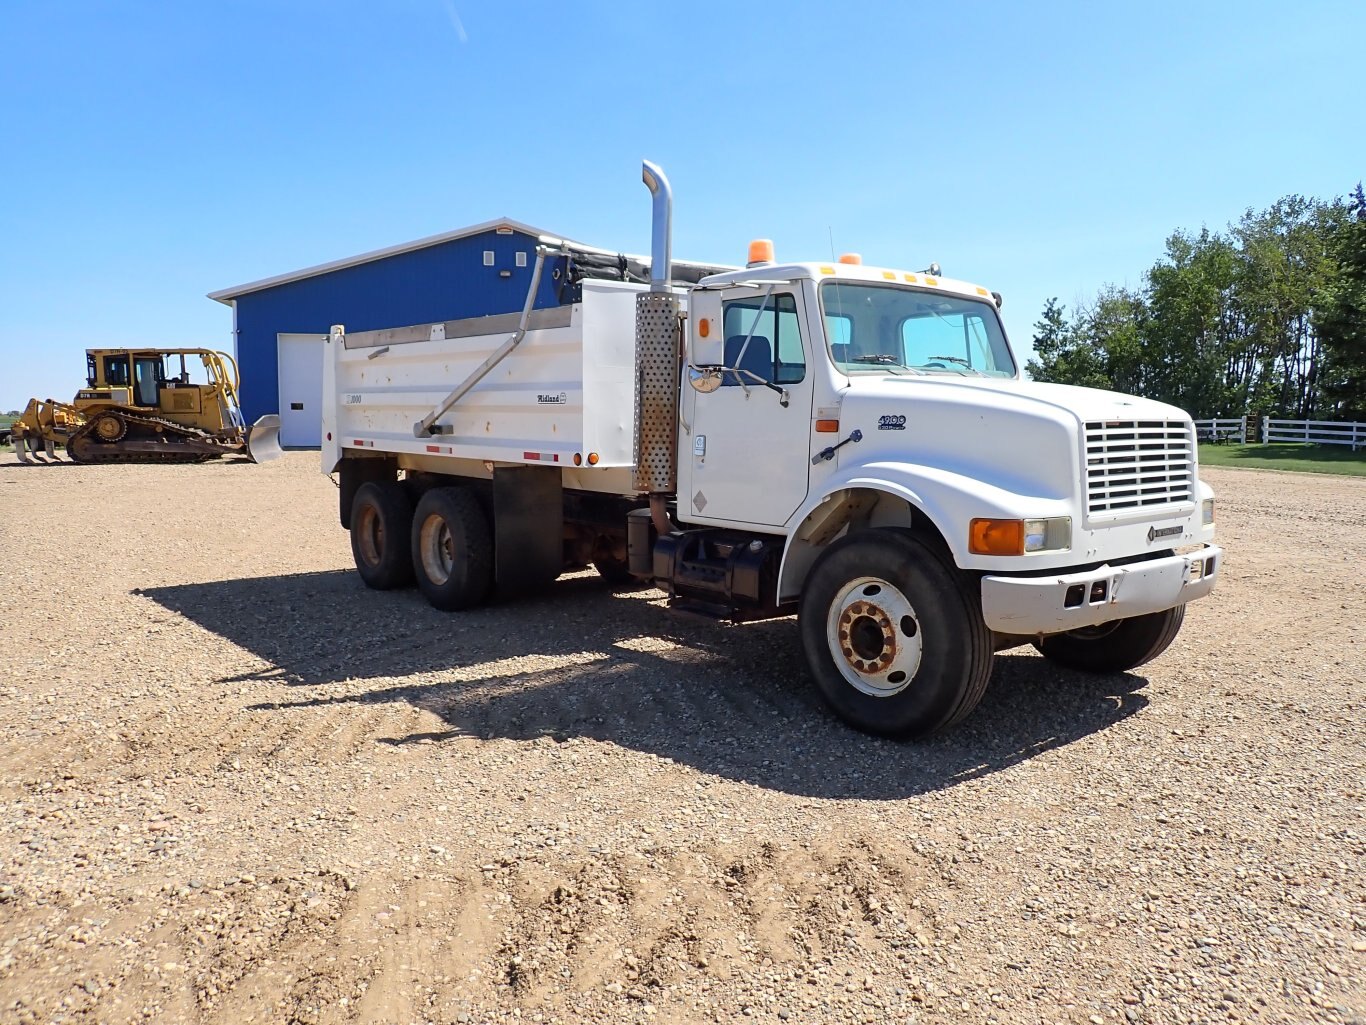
[276,333,326,448]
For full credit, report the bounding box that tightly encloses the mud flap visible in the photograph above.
[493,465,563,596]
[245,415,283,463]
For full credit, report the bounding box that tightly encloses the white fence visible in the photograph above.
[1261,418,1364,449]
[1192,418,1246,444]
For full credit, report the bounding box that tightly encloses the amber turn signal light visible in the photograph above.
[969,518,1025,556]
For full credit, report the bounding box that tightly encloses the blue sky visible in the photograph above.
[1,1,1361,411]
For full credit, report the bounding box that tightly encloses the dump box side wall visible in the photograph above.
[329,280,653,493]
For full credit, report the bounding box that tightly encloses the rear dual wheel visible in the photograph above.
[410,487,493,611]
[350,482,414,590]
[349,482,493,611]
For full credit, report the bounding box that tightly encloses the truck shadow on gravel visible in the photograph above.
[142,569,1151,801]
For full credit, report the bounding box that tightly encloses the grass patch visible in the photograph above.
[1199,443,1366,476]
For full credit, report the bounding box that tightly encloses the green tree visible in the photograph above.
[1074,287,1146,395]
[1143,228,1240,416]
[1230,196,1344,418]
[1315,184,1366,418]
[1025,298,1109,388]
[1031,191,1358,417]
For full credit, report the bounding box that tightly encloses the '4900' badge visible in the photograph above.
[878,414,907,431]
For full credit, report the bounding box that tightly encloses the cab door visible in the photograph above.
[132,356,164,407]
[681,285,815,528]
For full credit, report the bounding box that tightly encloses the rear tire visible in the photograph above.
[349,481,415,590]
[798,529,993,738]
[411,487,493,611]
[1034,605,1185,673]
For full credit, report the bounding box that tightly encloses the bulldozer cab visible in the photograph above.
[87,351,174,408]
[83,349,232,424]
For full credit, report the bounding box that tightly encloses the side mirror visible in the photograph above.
[687,365,723,394]
[687,364,789,407]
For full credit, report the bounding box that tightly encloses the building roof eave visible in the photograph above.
[207,217,575,305]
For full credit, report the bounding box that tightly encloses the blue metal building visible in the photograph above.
[209,219,576,448]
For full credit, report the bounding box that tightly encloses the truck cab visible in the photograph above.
[680,256,1021,532]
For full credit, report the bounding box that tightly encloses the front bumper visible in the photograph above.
[980,544,1222,634]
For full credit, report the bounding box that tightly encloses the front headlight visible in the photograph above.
[970,517,1071,555]
[1201,499,1215,525]
[1024,516,1071,553]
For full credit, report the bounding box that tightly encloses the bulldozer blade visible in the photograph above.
[245,415,283,463]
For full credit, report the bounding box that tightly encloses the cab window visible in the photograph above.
[901,310,999,369]
[103,355,131,387]
[720,293,805,386]
[820,281,1016,377]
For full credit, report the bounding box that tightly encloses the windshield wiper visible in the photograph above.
[926,355,986,376]
[848,354,915,375]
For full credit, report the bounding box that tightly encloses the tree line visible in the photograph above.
[1027,185,1366,421]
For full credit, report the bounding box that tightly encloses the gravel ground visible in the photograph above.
[0,452,1361,1025]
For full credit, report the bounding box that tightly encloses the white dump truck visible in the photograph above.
[321,161,1221,737]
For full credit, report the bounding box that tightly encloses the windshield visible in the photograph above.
[820,281,1016,377]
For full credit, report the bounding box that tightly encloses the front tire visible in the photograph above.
[410,487,493,611]
[349,481,414,590]
[799,529,993,738]
[1034,605,1185,673]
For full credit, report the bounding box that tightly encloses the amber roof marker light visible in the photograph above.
[747,239,774,267]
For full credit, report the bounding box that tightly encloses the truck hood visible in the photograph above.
[834,375,1194,502]
[848,374,1190,423]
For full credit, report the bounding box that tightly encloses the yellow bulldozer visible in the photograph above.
[11,348,282,465]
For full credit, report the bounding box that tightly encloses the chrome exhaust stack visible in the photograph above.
[641,160,672,292]
[632,161,681,528]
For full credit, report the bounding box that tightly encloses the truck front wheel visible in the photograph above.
[799,529,993,738]
[411,487,493,611]
[350,481,415,590]
[1034,605,1185,673]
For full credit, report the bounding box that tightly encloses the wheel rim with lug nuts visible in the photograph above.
[825,576,923,697]
[356,505,383,567]
[419,514,455,586]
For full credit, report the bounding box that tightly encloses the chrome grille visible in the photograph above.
[1085,419,1194,515]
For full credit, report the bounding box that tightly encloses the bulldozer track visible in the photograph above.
[67,411,231,464]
